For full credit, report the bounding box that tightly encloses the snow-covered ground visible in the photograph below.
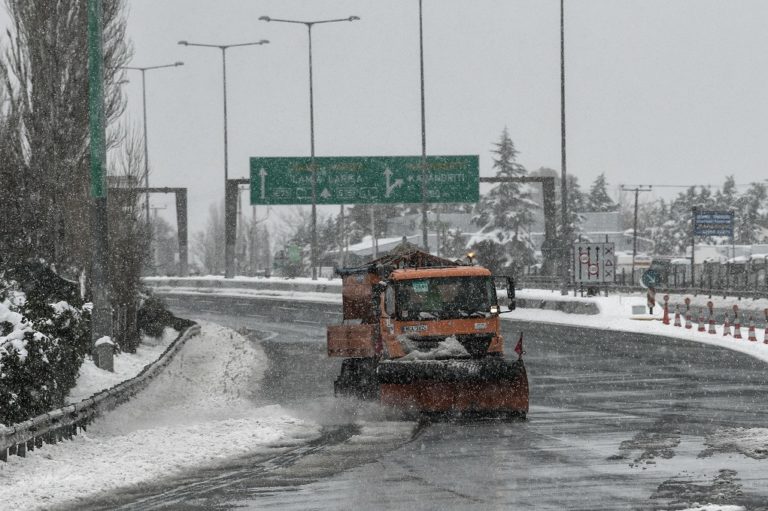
[66,326,179,404]
[0,322,320,511]
[2,282,759,510]
[510,289,768,365]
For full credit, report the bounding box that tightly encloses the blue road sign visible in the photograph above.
[641,269,661,288]
[693,210,734,237]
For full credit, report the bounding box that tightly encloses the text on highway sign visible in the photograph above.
[249,155,479,205]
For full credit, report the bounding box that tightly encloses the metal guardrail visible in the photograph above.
[0,322,200,462]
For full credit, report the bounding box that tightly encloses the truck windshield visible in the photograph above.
[395,276,496,320]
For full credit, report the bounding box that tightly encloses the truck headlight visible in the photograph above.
[490,305,499,314]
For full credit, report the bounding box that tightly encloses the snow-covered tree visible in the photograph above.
[469,128,537,272]
[440,228,468,260]
[0,0,131,270]
[736,182,768,244]
[586,173,617,212]
[342,203,405,245]
[714,175,738,211]
[192,202,225,275]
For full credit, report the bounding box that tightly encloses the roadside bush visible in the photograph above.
[136,295,175,338]
[0,275,91,426]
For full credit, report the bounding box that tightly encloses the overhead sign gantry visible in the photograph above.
[249,155,479,205]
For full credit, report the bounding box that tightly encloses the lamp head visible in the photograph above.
[174,61,184,66]
[259,16,271,22]
[260,39,270,44]
[349,16,360,21]
[178,40,188,46]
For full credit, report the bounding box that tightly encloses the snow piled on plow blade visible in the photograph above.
[377,357,525,383]
[377,358,529,414]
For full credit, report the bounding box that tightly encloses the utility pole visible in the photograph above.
[87,0,113,371]
[620,185,652,283]
[559,0,569,295]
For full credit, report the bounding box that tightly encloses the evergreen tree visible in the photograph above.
[469,127,537,272]
[715,175,738,211]
[440,228,467,260]
[342,203,406,245]
[736,182,768,244]
[650,186,697,255]
[586,173,617,212]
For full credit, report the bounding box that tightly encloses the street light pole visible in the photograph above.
[140,69,149,225]
[178,40,269,278]
[259,15,359,280]
[122,62,184,229]
[559,0,569,295]
[419,0,429,252]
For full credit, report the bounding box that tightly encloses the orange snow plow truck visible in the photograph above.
[327,242,528,418]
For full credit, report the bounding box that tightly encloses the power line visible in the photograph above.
[621,182,765,189]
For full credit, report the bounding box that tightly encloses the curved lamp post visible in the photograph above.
[178,40,269,278]
[121,62,184,228]
[259,15,359,280]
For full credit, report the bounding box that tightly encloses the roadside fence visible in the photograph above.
[518,266,768,300]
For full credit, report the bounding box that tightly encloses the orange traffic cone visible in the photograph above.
[748,316,757,342]
[723,313,731,336]
[697,309,706,332]
[685,309,692,329]
[663,298,670,325]
[764,309,768,345]
[708,313,717,334]
[674,305,682,327]
[734,315,742,340]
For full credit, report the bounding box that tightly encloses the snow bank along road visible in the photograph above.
[75,291,768,511]
[0,322,321,511]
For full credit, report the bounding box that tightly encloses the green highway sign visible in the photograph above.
[249,155,479,205]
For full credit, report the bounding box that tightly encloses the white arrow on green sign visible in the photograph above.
[249,155,479,205]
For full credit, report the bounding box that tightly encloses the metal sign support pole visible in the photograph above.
[87,0,113,371]
[691,207,696,287]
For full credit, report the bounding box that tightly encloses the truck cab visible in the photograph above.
[381,267,505,359]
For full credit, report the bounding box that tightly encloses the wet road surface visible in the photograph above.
[71,294,768,510]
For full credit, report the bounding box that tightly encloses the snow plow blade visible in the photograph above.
[377,358,528,416]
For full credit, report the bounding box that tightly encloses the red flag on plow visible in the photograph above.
[514,332,525,360]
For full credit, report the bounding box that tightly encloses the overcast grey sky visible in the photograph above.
[12,1,768,235]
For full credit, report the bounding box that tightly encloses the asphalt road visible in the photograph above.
[73,294,768,510]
